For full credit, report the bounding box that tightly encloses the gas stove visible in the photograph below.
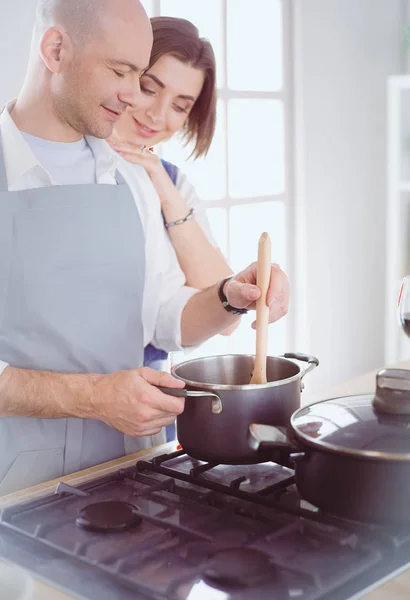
[0,450,409,600]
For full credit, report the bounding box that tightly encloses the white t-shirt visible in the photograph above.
[21,132,97,185]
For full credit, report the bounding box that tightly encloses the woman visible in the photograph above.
[109,17,235,363]
[109,17,234,440]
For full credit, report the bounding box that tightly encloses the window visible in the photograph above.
[141,0,293,359]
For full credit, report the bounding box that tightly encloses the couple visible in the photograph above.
[0,0,289,496]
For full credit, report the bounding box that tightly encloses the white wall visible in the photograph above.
[0,0,36,108]
[294,0,404,393]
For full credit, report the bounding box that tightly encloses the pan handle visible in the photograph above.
[248,424,295,468]
[156,386,223,415]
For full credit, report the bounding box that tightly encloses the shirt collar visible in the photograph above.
[0,100,119,188]
[0,100,50,188]
[86,135,118,182]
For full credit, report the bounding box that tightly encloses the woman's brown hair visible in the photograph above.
[149,16,217,159]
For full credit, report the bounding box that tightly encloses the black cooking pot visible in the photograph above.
[250,368,410,524]
[159,352,319,464]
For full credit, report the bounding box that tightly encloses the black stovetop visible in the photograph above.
[0,449,409,600]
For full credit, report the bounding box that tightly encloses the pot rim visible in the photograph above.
[171,353,303,391]
[291,394,410,462]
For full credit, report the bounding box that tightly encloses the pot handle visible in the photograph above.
[156,386,223,415]
[282,352,319,380]
[248,424,295,468]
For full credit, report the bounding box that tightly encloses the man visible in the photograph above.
[0,0,289,495]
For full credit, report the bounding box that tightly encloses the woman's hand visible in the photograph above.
[107,138,175,201]
[107,138,160,175]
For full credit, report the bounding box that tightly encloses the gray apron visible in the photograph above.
[0,135,162,495]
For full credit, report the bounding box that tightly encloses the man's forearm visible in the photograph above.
[181,283,241,347]
[0,366,96,419]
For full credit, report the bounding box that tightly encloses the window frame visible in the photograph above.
[149,0,296,353]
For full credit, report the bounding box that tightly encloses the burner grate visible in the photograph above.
[136,452,323,522]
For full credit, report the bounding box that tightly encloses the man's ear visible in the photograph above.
[39,27,73,74]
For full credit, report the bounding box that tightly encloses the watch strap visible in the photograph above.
[217,277,248,316]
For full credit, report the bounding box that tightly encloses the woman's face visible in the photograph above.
[113,54,205,147]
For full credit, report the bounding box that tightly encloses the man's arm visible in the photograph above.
[181,263,289,347]
[0,366,93,419]
[0,366,186,436]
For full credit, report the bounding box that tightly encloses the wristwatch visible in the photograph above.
[217,276,248,315]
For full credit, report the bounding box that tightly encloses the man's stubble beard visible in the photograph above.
[52,68,113,139]
[53,92,112,139]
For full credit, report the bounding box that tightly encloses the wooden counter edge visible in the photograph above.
[0,441,177,509]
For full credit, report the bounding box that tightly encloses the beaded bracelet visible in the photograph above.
[164,207,195,229]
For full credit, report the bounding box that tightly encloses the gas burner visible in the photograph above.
[76,501,142,533]
[203,547,274,588]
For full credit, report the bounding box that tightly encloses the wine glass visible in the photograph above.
[398,276,410,338]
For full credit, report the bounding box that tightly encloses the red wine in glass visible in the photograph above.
[401,314,410,338]
[398,277,410,338]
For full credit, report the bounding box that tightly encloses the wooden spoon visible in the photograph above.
[250,232,271,385]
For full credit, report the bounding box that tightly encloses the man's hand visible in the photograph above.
[224,263,289,329]
[90,367,186,437]
[180,262,290,346]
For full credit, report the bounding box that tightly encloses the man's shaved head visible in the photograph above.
[35,0,148,46]
[25,0,153,139]
[35,0,110,44]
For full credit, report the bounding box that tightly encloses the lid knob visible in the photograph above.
[372,369,410,415]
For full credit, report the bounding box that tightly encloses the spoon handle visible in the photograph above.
[250,232,271,384]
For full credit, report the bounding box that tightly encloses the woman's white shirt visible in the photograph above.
[173,168,217,247]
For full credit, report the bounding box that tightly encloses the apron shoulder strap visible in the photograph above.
[115,170,126,186]
[0,133,9,192]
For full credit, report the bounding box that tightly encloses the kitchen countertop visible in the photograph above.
[2,360,410,600]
